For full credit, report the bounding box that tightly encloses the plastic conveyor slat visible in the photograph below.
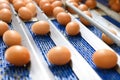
[24,22,78,80]
[0,23,31,80]
[52,19,120,80]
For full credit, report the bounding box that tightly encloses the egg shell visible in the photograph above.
[0,21,9,36]
[5,45,30,66]
[18,7,33,20]
[57,12,71,26]
[102,29,117,45]
[3,30,22,46]
[41,3,53,16]
[31,21,50,35]
[51,0,63,9]
[79,11,92,26]
[0,8,12,23]
[85,0,97,9]
[26,2,37,17]
[47,46,71,65]
[53,7,65,18]
[0,3,10,10]
[13,1,26,11]
[78,4,88,11]
[66,21,80,36]
[92,49,118,69]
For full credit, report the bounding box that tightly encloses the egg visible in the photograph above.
[110,0,120,12]
[85,0,97,9]
[0,8,12,23]
[79,11,92,26]
[51,0,63,9]
[53,7,65,18]
[39,0,50,9]
[78,4,88,11]
[31,21,50,35]
[47,46,71,65]
[3,30,22,46]
[102,29,116,45]
[5,45,30,66]
[0,3,10,10]
[67,2,78,14]
[0,21,9,36]
[57,12,71,25]
[18,7,33,20]
[26,2,37,17]
[41,3,53,16]
[92,49,118,69]
[66,21,80,36]
[23,0,32,4]
[13,1,26,11]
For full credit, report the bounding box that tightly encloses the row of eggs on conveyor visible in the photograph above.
[0,0,119,79]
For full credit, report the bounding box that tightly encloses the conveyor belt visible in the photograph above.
[0,23,31,80]
[52,19,120,80]
[24,22,78,80]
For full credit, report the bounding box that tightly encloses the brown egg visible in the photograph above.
[53,7,65,18]
[85,0,97,9]
[41,3,53,16]
[0,8,12,23]
[13,1,26,11]
[48,0,55,3]
[111,0,120,12]
[18,7,33,20]
[12,0,24,4]
[26,2,37,17]
[5,45,30,66]
[0,0,9,5]
[67,2,78,14]
[23,0,32,4]
[39,0,50,9]
[57,12,71,25]
[66,21,80,36]
[78,4,88,11]
[79,11,92,26]
[0,3,10,10]
[51,0,63,9]
[0,21,9,36]
[3,30,22,46]
[47,46,71,65]
[102,29,116,45]
[92,49,118,69]
[31,21,50,35]
[34,0,40,5]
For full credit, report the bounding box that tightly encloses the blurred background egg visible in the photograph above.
[0,21,9,36]
[3,30,22,46]
[0,8,12,23]
[5,45,30,66]
[18,7,33,20]
[13,0,25,11]
[66,21,80,36]
[47,46,71,65]
[92,49,118,69]
[41,3,53,16]
[57,12,71,25]
[78,4,88,11]
[53,6,65,18]
[31,21,50,35]
[0,3,10,10]
[85,0,97,9]
[79,11,92,26]
[102,29,117,45]
[26,2,37,17]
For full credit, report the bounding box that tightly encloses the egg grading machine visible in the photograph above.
[0,0,120,80]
